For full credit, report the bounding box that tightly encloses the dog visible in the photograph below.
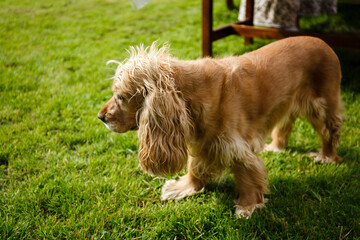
[98,36,343,218]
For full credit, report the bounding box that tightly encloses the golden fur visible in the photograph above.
[98,37,343,218]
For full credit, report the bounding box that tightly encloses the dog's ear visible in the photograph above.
[138,88,191,176]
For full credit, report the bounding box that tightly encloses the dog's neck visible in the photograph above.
[170,58,219,99]
[170,58,231,140]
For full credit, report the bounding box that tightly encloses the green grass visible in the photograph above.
[1,0,360,239]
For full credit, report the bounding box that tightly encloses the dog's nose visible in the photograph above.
[97,113,106,122]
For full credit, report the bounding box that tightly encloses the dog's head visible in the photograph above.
[98,43,192,176]
[97,87,141,133]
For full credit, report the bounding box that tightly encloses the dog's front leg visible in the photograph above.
[161,156,208,201]
[232,153,269,219]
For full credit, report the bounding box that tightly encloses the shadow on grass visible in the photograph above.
[338,146,360,163]
[201,140,359,205]
[199,157,359,237]
[336,48,360,93]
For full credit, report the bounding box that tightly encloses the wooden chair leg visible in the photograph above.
[226,0,235,10]
[244,0,254,45]
[244,37,253,45]
[202,0,213,57]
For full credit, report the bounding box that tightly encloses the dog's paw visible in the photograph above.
[263,143,283,152]
[161,179,204,201]
[234,200,267,219]
[309,152,341,164]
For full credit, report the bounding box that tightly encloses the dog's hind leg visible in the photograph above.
[306,97,343,163]
[160,155,208,201]
[233,154,269,219]
[308,110,343,164]
[264,114,297,152]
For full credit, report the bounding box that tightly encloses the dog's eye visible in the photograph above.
[117,95,126,101]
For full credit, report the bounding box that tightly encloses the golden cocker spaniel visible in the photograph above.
[98,37,343,218]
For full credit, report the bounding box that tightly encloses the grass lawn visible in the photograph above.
[1,0,360,239]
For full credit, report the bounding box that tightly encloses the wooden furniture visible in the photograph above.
[202,0,360,57]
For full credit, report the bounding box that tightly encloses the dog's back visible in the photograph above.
[235,37,343,163]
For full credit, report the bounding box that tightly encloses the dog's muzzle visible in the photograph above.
[97,113,106,122]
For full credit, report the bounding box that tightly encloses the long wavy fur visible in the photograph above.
[113,43,193,176]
